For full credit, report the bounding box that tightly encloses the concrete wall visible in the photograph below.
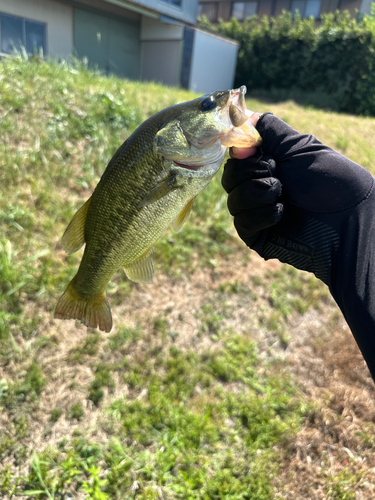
[339,0,362,16]
[199,0,366,20]
[140,14,183,39]
[0,0,73,58]
[79,0,141,20]
[141,40,183,85]
[257,0,273,17]
[140,16,184,86]
[188,28,238,94]
[120,0,198,24]
[359,0,373,14]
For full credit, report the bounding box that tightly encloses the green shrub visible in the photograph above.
[200,9,375,115]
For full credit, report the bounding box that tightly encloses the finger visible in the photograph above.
[222,155,277,193]
[227,177,282,216]
[230,146,258,159]
[248,112,262,127]
[234,203,284,240]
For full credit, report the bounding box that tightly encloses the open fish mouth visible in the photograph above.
[166,85,261,173]
[230,85,247,113]
[220,85,262,148]
[228,85,250,127]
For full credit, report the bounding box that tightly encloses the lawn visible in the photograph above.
[1,56,375,499]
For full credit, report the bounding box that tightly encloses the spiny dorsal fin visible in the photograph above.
[61,197,91,255]
[173,196,196,233]
[124,247,155,284]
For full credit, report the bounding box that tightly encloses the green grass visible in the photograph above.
[15,331,305,499]
[1,56,375,499]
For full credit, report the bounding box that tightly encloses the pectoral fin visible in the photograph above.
[154,120,191,157]
[124,247,155,284]
[138,172,181,208]
[173,196,196,232]
[61,197,91,254]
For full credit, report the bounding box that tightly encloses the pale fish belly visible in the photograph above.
[119,173,213,267]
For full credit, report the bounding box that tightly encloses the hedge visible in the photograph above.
[199,10,375,115]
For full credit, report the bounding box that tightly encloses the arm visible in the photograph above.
[223,113,375,378]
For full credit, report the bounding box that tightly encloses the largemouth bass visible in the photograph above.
[55,86,261,332]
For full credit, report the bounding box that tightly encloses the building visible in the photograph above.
[0,0,239,94]
[198,0,373,22]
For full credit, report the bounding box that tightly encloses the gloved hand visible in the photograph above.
[222,113,374,288]
[222,113,375,380]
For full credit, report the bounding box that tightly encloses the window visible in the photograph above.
[198,2,219,22]
[0,13,46,54]
[305,0,321,18]
[232,2,258,20]
[291,0,321,18]
[160,0,182,7]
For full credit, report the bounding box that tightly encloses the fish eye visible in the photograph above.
[200,96,216,112]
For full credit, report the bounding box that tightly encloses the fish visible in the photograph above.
[54,85,261,332]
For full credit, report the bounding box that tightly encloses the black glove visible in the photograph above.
[222,114,375,380]
[222,114,373,288]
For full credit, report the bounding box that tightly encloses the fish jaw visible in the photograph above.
[230,85,247,113]
[170,140,226,174]
[175,85,261,158]
[218,86,262,148]
[171,149,225,175]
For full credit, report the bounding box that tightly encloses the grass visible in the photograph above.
[0,56,375,499]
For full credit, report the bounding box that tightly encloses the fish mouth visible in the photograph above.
[171,138,225,173]
[230,85,247,113]
[217,85,262,148]
[228,86,249,127]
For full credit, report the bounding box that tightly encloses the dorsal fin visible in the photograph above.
[173,197,196,232]
[61,197,91,254]
[123,247,155,284]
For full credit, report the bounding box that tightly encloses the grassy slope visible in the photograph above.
[0,57,375,499]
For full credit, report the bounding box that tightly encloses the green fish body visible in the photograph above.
[55,87,261,332]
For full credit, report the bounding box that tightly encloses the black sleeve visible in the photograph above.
[256,114,375,378]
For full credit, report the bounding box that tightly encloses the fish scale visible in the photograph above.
[55,87,261,332]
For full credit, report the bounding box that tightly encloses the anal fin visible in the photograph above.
[124,247,155,284]
[173,196,196,232]
[61,197,91,254]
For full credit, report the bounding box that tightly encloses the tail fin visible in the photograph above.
[54,280,112,332]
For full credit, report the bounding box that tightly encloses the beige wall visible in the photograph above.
[359,0,373,14]
[141,40,183,86]
[140,16,184,86]
[0,0,73,58]
[141,15,183,41]
[77,0,140,20]
[189,28,238,94]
